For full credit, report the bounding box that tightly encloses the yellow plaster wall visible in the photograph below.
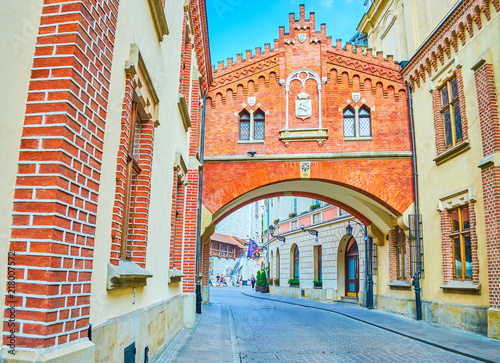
[0,0,43,342]
[90,0,190,329]
[360,0,462,61]
[412,13,500,309]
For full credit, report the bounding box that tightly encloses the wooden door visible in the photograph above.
[345,238,359,298]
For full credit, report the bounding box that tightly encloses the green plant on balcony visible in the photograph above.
[310,203,320,211]
[267,278,273,286]
[288,278,300,287]
[274,278,280,286]
[273,218,280,225]
[288,212,297,218]
[313,280,322,288]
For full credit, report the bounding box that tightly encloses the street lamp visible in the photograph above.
[346,220,374,309]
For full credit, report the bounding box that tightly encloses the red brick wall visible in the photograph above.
[4,0,120,349]
[203,6,413,226]
[203,159,414,219]
[110,76,155,268]
[474,62,500,308]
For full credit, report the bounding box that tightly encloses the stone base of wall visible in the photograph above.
[1,340,95,363]
[377,295,488,334]
[488,308,500,339]
[270,285,338,301]
[202,285,210,303]
[91,293,192,362]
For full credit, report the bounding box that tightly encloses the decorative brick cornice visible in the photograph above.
[211,54,280,89]
[401,0,500,88]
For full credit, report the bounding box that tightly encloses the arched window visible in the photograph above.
[359,107,371,137]
[343,107,355,137]
[239,111,250,140]
[293,245,299,279]
[254,111,265,140]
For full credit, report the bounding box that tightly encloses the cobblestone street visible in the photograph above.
[159,287,500,362]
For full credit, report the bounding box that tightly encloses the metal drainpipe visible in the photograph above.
[195,93,207,315]
[407,83,422,321]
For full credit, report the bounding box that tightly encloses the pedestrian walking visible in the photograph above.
[220,274,224,287]
[251,274,256,289]
[216,273,220,287]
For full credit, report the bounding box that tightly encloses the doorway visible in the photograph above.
[345,237,359,298]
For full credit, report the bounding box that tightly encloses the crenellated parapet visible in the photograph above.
[209,4,407,106]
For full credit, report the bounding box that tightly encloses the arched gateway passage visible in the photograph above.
[200,5,415,301]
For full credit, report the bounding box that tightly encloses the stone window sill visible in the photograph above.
[344,136,373,142]
[388,281,411,289]
[434,140,470,165]
[279,128,328,147]
[440,280,481,294]
[237,140,265,144]
[168,268,185,284]
[107,260,153,290]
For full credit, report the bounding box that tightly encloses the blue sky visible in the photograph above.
[206,0,367,66]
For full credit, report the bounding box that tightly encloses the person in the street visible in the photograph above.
[220,274,224,287]
[216,273,220,287]
[239,275,243,287]
[251,274,256,289]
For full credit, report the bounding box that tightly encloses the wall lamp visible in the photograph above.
[247,151,257,157]
[301,224,318,237]
[268,224,285,243]
[346,220,367,238]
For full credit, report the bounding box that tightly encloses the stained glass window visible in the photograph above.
[254,111,265,140]
[343,108,355,137]
[359,108,371,137]
[239,112,250,140]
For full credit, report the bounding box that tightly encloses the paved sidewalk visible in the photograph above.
[242,290,500,363]
[156,301,233,363]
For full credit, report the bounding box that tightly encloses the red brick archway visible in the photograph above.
[203,159,414,231]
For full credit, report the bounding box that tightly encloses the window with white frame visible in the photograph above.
[239,109,265,142]
[343,106,372,138]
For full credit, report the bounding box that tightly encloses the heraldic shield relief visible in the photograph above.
[296,92,312,120]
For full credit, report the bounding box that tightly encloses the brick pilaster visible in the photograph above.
[4,0,120,349]
[474,61,500,309]
[441,210,453,284]
[432,89,445,155]
[183,173,199,293]
[388,229,397,283]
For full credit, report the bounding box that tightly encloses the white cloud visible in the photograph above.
[320,0,334,7]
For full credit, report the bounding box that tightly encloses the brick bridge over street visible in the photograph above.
[200,5,415,285]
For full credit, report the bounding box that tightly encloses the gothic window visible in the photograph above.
[122,102,143,260]
[344,106,372,139]
[450,205,471,280]
[343,107,355,137]
[359,107,371,137]
[254,111,265,140]
[239,111,250,140]
[440,77,463,148]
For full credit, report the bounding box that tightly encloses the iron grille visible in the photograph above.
[371,240,377,275]
[409,214,424,278]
